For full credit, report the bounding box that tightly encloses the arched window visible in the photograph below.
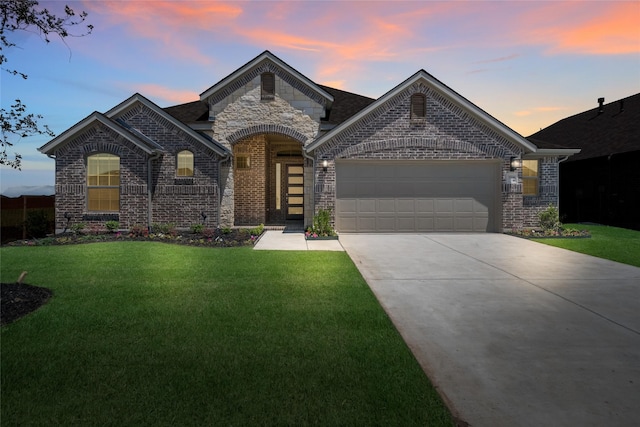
[410,93,426,119]
[87,153,120,211]
[261,72,275,100]
[177,150,194,177]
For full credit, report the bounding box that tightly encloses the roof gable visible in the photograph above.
[307,70,540,154]
[199,50,334,109]
[106,93,229,156]
[38,111,161,156]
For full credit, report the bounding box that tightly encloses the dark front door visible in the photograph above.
[286,165,304,220]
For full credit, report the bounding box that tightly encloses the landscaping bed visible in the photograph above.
[3,226,263,248]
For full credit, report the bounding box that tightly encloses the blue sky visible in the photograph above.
[2,0,639,193]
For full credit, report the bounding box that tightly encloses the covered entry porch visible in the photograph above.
[233,133,309,226]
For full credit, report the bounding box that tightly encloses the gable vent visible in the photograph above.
[261,72,275,100]
[411,93,426,119]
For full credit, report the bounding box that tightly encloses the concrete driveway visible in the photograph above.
[339,233,640,427]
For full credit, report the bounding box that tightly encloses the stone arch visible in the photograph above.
[227,124,308,146]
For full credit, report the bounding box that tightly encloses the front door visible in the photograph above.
[286,165,304,220]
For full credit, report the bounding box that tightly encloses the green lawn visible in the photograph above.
[532,224,640,268]
[1,243,453,426]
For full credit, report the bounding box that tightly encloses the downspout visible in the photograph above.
[302,147,315,227]
[217,154,231,227]
[147,152,161,232]
[557,155,570,213]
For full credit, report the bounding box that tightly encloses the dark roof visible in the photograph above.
[528,93,640,161]
[317,85,376,124]
[163,86,375,126]
[163,100,209,123]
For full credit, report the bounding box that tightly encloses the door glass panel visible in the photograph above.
[289,197,304,204]
[275,163,281,210]
[286,164,304,220]
[288,176,303,185]
[289,166,303,174]
[289,187,304,194]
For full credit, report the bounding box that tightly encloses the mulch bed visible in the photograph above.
[1,282,52,326]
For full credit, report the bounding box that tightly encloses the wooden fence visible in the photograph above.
[1,195,55,243]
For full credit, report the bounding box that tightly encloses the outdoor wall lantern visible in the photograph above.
[200,211,207,224]
[510,157,521,171]
[322,160,328,172]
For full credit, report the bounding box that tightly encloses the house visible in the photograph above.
[39,50,580,234]
[528,94,640,231]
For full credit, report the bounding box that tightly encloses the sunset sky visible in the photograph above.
[2,0,639,193]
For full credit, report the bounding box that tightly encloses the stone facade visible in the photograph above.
[207,74,322,226]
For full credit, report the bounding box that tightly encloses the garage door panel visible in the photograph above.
[358,217,377,232]
[396,199,415,214]
[377,199,396,214]
[336,160,498,232]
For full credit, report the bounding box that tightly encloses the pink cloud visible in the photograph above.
[132,84,199,105]
[518,2,640,55]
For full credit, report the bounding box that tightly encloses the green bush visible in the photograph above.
[105,220,119,232]
[307,209,336,237]
[249,224,264,236]
[190,223,204,234]
[538,204,561,232]
[70,222,86,235]
[151,223,177,236]
[25,209,53,238]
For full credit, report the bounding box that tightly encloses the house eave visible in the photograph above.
[199,50,334,106]
[306,70,538,154]
[106,93,230,157]
[38,112,158,156]
[525,148,582,158]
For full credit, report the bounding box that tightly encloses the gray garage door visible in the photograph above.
[336,160,500,232]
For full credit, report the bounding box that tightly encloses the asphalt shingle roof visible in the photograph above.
[163,86,375,126]
[527,93,640,161]
[163,100,209,123]
[317,85,376,124]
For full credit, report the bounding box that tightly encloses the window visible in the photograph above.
[261,72,275,100]
[177,150,194,177]
[410,93,426,119]
[522,160,539,196]
[236,155,250,169]
[87,153,120,211]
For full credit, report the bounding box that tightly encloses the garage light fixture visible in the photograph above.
[510,157,521,171]
[322,159,328,172]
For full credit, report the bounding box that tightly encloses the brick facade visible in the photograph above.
[52,104,222,233]
[312,83,553,231]
[45,53,568,234]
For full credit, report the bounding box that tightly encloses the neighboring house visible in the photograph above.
[528,94,640,231]
[39,50,579,234]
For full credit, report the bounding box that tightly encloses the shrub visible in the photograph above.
[249,224,264,236]
[70,222,86,235]
[105,220,119,232]
[222,227,232,234]
[307,209,336,237]
[202,228,215,238]
[190,223,204,234]
[129,224,148,238]
[538,204,561,232]
[24,209,53,238]
[151,223,177,236]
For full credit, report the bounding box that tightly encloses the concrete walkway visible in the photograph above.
[253,230,344,251]
[339,233,640,427]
